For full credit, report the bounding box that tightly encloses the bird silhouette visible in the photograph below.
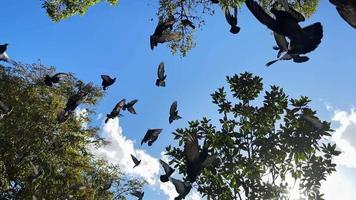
[101,75,116,90]
[141,129,162,146]
[169,101,182,124]
[44,73,68,87]
[266,32,309,66]
[131,191,144,200]
[159,159,175,182]
[225,7,240,34]
[170,178,192,200]
[245,0,323,55]
[131,154,141,168]
[210,0,219,4]
[184,132,216,183]
[330,0,356,28]
[181,19,195,29]
[57,83,92,123]
[150,18,177,50]
[123,99,138,114]
[156,62,166,87]
[0,43,7,54]
[105,99,126,123]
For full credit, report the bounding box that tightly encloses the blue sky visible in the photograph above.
[1,1,356,199]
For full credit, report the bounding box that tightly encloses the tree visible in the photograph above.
[0,62,145,199]
[41,0,319,56]
[165,72,340,199]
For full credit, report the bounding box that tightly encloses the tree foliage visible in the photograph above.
[41,0,319,56]
[165,72,340,199]
[0,63,145,199]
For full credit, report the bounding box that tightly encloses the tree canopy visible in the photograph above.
[0,63,145,199]
[165,72,340,199]
[42,0,319,56]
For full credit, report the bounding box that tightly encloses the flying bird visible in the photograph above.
[301,114,324,130]
[169,101,182,124]
[266,32,309,66]
[0,43,7,54]
[159,159,175,182]
[184,132,216,183]
[245,0,323,55]
[105,99,126,123]
[131,191,144,200]
[123,99,138,114]
[181,19,195,29]
[156,62,166,87]
[101,75,116,90]
[150,18,177,50]
[44,73,68,87]
[57,83,92,123]
[170,178,192,200]
[151,33,180,50]
[225,7,240,34]
[141,129,162,146]
[0,99,13,119]
[329,0,356,28]
[131,154,141,168]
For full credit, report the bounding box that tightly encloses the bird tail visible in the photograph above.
[230,26,240,34]
[266,59,278,67]
[105,115,110,123]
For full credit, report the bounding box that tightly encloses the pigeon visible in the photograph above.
[181,19,195,29]
[141,129,162,146]
[245,0,323,55]
[301,114,324,130]
[131,191,144,200]
[44,73,68,87]
[156,62,166,87]
[57,83,92,123]
[159,159,175,182]
[169,101,182,124]
[0,43,7,54]
[184,132,216,183]
[225,7,240,34]
[0,99,13,120]
[101,75,116,90]
[330,0,356,28]
[123,99,138,114]
[150,18,176,50]
[170,178,192,200]
[131,154,141,168]
[105,99,126,123]
[266,32,309,66]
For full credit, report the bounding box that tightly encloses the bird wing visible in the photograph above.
[245,0,279,32]
[128,99,138,107]
[289,22,323,54]
[184,132,201,162]
[131,154,140,165]
[101,75,112,82]
[170,101,178,116]
[302,114,323,130]
[335,3,356,28]
[141,132,149,145]
[273,32,289,51]
[156,33,180,43]
[225,9,233,25]
[170,178,186,194]
[153,18,175,36]
[160,159,173,174]
[158,62,165,79]
[113,99,126,113]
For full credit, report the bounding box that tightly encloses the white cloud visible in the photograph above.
[321,167,356,200]
[331,109,356,168]
[91,118,201,200]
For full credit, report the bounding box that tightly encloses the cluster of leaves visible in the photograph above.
[43,0,118,22]
[0,63,145,199]
[165,72,340,199]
